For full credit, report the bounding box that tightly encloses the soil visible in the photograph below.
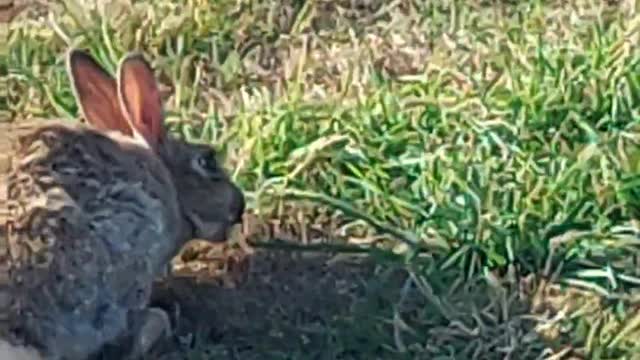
[144,248,396,360]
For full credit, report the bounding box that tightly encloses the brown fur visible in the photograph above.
[0,50,245,359]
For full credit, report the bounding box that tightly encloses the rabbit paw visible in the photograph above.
[125,307,172,360]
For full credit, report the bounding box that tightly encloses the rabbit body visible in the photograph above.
[0,50,245,359]
[1,121,179,359]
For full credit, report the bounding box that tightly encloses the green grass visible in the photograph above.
[6,0,640,358]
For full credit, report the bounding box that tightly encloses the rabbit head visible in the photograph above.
[67,49,245,243]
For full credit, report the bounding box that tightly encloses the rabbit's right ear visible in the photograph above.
[67,49,133,136]
[117,53,165,151]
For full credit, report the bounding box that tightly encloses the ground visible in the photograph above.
[4,1,640,359]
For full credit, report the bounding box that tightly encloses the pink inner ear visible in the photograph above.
[68,50,133,136]
[118,56,165,149]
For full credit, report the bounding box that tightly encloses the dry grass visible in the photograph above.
[5,0,640,359]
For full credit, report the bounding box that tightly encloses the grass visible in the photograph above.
[5,0,640,358]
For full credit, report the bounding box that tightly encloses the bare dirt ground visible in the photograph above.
[148,250,388,360]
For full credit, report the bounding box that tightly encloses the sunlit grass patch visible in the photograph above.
[6,0,640,358]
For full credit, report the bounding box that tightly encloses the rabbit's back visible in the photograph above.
[0,121,182,359]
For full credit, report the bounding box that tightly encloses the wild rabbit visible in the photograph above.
[0,49,245,359]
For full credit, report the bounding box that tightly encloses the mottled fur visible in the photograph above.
[0,50,245,359]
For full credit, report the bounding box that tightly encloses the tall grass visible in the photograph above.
[6,0,640,358]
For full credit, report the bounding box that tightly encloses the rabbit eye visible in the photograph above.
[194,151,221,178]
[196,155,209,169]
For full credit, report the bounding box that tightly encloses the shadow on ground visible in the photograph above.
[136,248,573,360]
[149,249,388,359]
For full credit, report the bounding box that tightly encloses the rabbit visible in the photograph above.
[0,49,245,359]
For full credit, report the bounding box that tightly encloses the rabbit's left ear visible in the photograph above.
[117,53,165,150]
[67,49,134,136]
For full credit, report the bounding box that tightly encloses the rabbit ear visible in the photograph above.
[67,49,134,136]
[117,53,165,150]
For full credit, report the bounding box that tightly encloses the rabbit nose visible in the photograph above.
[229,186,245,224]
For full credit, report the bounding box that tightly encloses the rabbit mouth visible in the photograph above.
[185,213,234,243]
[208,222,234,242]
